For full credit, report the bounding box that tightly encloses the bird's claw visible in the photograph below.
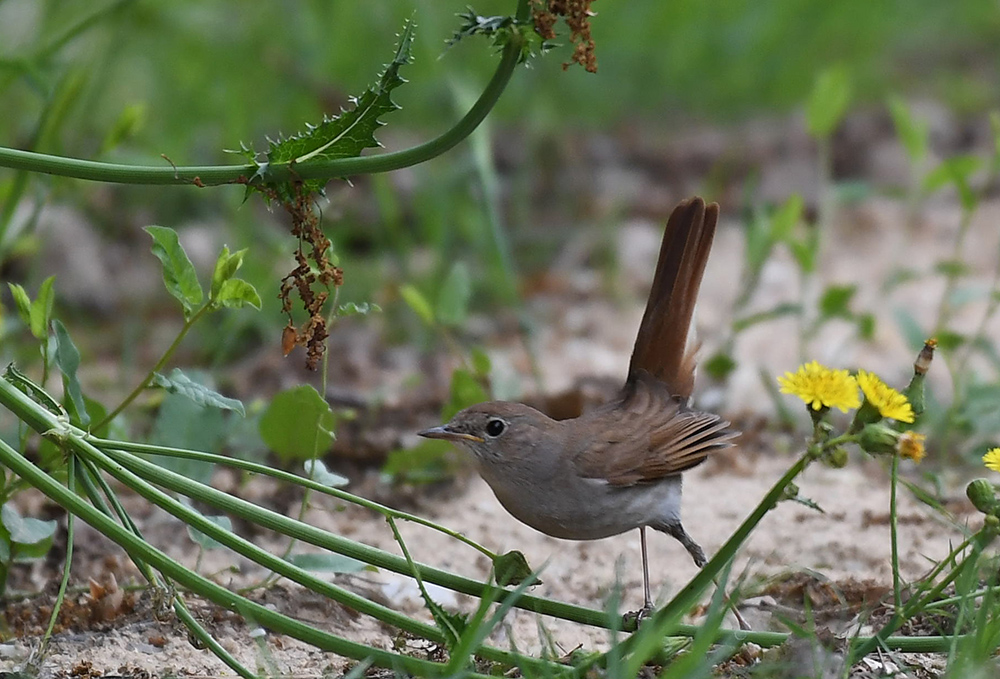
[622,603,655,632]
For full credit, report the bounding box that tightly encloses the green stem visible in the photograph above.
[90,436,497,559]
[94,302,210,430]
[0,5,526,188]
[77,440,562,675]
[889,452,902,612]
[0,435,494,678]
[37,456,77,658]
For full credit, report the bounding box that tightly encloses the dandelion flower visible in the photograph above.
[984,448,1000,472]
[897,431,926,463]
[857,370,915,423]
[778,361,860,413]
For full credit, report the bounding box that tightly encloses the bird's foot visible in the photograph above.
[622,602,655,632]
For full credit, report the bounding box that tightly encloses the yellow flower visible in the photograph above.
[897,431,926,463]
[984,448,1000,472]
[777,361,860,413]
[856,370,915,423]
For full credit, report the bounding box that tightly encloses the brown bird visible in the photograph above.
[419,197,737,613]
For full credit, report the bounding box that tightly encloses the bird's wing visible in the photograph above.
[570,375,736,486]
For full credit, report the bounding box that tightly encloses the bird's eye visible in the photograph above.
[485,418,506,437]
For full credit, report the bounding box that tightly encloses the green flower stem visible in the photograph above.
[90,437,497,559]
[0,435,496,678]
[78,440,562,675]
[0,0,528,188]
[609,451,815,666]
[847,530,988,662]
[889,452,902,611]
[94,302,211,431]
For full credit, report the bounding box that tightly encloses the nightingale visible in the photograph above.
[419,197,737,613]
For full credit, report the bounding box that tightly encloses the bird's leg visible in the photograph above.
[663,520,707,567]
[662,521,751,630]
[623,527,656,631]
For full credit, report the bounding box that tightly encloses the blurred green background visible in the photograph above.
[2,0,999,379]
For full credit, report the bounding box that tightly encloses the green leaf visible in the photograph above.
[1,503,56,560]
[188,514,233,550]
[245,19,414,197]
[892,307,927,350]
[7,283,32,328]
[732,302,802,333]
[149,391,225,484]
[703,351,737,381]
[818,284,856,319]
[286,552,370,573]
[382,440,455,484]
[437,262,472,327]
[30,275,56,340]
[443,368,489,421]
[806,66,852,138]
[991,111,1000,163]
[922,155,983,211]
[303,459,349,488]
[152,368,246,417]
[470,347,492,378]
[770,194,804,242]
[400,284,435,327]
[337,301,382,316]
[210,245,247,298]
[259,385,336,462]
[887,95,929,165]
[100,102,146,155]
[856,313,876,341]
[213,278,262,311]
[788,233,819,273]
[145,225,204,317]
[53,320,89,427]
[493,550,539,587]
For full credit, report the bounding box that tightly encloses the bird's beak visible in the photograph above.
[417,425,484,444]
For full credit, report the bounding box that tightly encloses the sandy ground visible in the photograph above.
[4,188,1000,675]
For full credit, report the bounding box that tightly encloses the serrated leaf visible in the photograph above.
[247,20,414,196]
[7,283,32,328]
[304,459,349,488]
[210,245,247,298]
[437,261,472,327]
[259,385,336,462]
[152,368,246,416]
[30,275,56,340]
[188,514,233,551]
[53,320,89,427]
[145,225,203,317]
[286,552,370,573]
[806,66,852,138]
[493,550,539,587]
[400,284,435,326]
[213,278,262,310]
